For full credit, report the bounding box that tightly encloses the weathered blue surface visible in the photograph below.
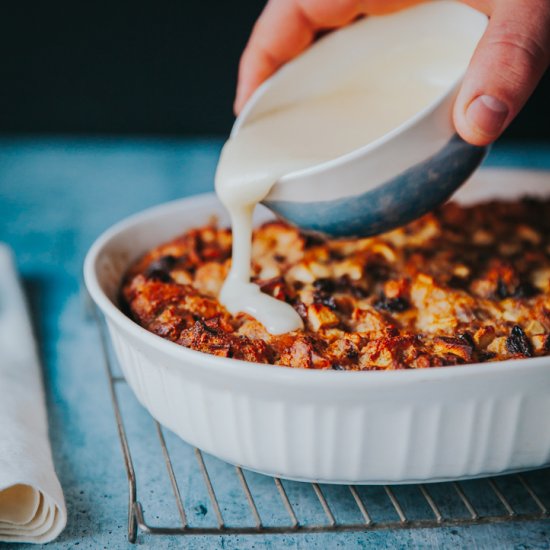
[0,137,549,549]
[266,134,486,237]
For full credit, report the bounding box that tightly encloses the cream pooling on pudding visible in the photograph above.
[215,15,474,335]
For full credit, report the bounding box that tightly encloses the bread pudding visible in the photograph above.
[121,199,550,370]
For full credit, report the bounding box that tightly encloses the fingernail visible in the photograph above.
[466,95,509,138]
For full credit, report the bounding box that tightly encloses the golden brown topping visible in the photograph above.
[121,198,550,370]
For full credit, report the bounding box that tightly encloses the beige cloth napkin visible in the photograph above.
[0,244,66,543]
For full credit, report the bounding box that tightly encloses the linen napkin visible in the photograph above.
[0,244,66,543]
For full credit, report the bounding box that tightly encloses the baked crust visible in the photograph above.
[121,199,550,370]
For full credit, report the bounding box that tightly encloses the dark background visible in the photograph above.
[1,1,548,139]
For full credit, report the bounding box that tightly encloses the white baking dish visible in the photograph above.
[84,168,550,484]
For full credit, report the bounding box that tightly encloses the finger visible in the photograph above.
[234,0,422,114]
[454,0,550,146]
[234,0,317,115]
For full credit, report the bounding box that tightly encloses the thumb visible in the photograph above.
[453,0,550,146]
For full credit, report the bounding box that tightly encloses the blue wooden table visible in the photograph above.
[0,138,549,549]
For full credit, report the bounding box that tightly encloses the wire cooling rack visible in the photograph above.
[93,310,550,544]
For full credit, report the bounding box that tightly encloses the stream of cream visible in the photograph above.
[215,19,469,335]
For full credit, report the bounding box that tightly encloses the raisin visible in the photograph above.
[329,249,345,261]
[349,285,369,299]
[374,296,410,313]
[346,345,359,361]
[313,290,338,311]
[312,279,339,310]
[369,263,391,281]
[145,255,177,282]
[448,275,469,290]
[512,281,538,298]
[505,325,533,357]
[313,278,336,293]
[145,269,172,283]
[335,275,369,298]
[495,279,509,299]
[459,332,475,348]
[303,232,326,248]
[496,279,538,300]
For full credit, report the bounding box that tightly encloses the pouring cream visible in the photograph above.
[215,11,475,335]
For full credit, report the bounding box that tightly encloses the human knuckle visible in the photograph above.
[489,22,549,69]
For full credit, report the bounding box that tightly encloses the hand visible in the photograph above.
[234,0,550,146]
